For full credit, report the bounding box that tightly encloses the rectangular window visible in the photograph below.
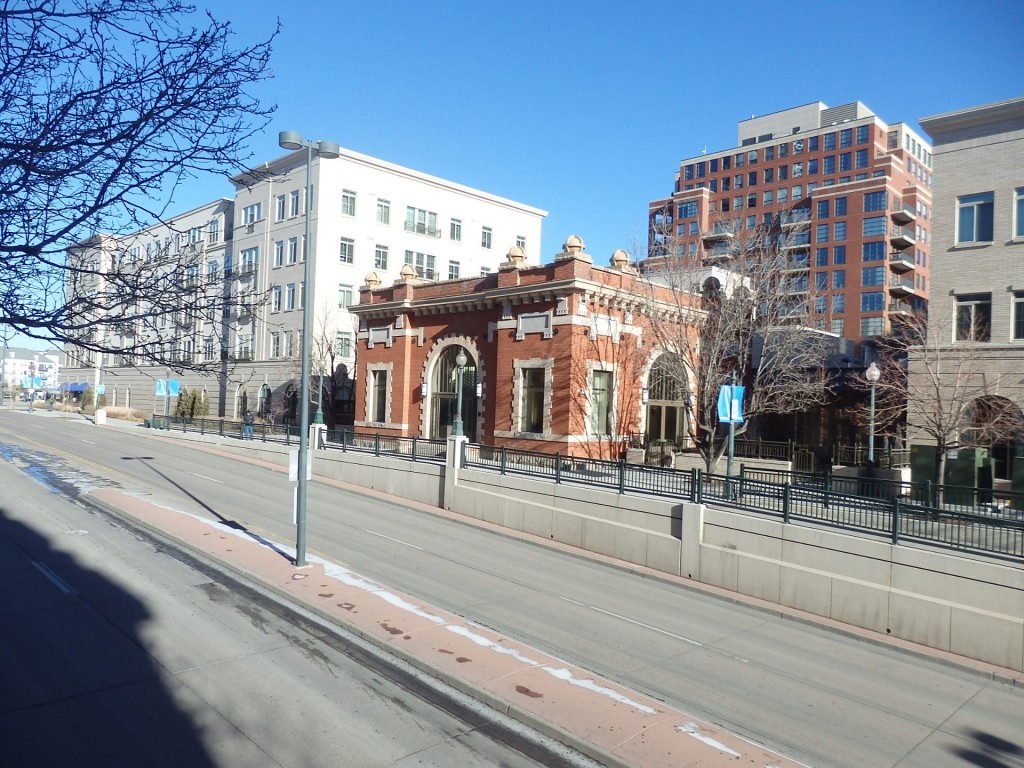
[335,332,352,358]
[792,162,803,177]
[374,245,388,270]
[778,143,789,158]
[833,294,845,313]
[792,185,803,200]
[521,368,545,433]
[863,216,886,237]
[815,247,828,267]
[271,285,282,312]
[861,317,884,337]
[338,283,353,308]
[856,124,869,144]
[448,260,460,280]
[831,318,844,336]
[242,203,262,224]
[957,192,995,243]
[270,332,281,358]
[763,190,774,205]
[817,199,830,219]
[376,199,390,225]
[206,260,219,283]
[342,189,356,216]
[840,128,852,148]
[864,191,887,212]
[1014,188,1024,239]
[764,146,775,161]
[404,250,436,280]
[861,292,885,311]
[814,296,827,314]
[862,266,885,286]
[405,207,440,237]
[208,219,220,244]
[815,272,827,290]
[808,158,819,174]
[241,246,259,274]
[823,156,836,174]
[339,238,354,264]
[481,227,492,249]
[275,194,286,221]
[833,270,846,289]
[591,370,613,435]
[274,240,284,267]
[834,221,847,241]
[516,235,526,249]
[855,149,869,169]
[863,241,886,261]
[286,283,296,310]
[809,136,820,151]
[777,188,788,204]
[1013,292,1024,339]
[450,218,462,241]
[816,224,829,243]
[956,293,992,341]
[835,197,847,216]
[287,237,299,265]
[839,152,852,172]
[824,132,836,151]
[748,171,757,186]
[288,189,300,217]
[764,168,774,183]
[372,370,388,423]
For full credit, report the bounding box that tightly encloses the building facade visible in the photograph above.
[61,147,545,420]
[349,237,697,459]
[912,96,1024,486]
[1,346,62,397]
[649,101,933,343]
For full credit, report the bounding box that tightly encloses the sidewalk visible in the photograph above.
[86,484,806,768]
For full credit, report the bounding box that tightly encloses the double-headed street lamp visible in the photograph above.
[866,361,881,465]
[278,131,340,568]
[452,348,468,437]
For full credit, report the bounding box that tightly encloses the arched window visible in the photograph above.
[647,354,689,447]
[430,346,477,441]
[257,384,272,419]
[235,385,248,419]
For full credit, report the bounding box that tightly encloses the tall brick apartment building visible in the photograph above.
[649,101,932,343]
[349,237,696,459]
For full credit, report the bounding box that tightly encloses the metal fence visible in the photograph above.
[320,429,447,463]
[147,414,299,444]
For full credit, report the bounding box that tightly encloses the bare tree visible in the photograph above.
[0,1,276,365]
[308,301,356,428]
[873,311,1023,489]
[640,212,836,472]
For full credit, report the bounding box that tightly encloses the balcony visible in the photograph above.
[890,199,916,224]
[780,208,812,227]
[701,223,735,242]
[889,225,916,250]
[404,221,442,238]
[780,254,810,271]
[704,243,735,262]
[888,300,914,315]
[888,275,916,296]
[889,251,915,271]
[239,265,258,280]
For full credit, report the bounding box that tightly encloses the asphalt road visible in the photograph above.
[2,409,1023,768]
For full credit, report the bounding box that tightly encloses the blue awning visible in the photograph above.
[63,382,89,392]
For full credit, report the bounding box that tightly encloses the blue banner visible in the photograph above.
[717,384,745,423]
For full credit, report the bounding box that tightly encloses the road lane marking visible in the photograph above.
[190,472,224,484]
[365,529,423,550]
[32,561,79,596]
[79,439,96,444]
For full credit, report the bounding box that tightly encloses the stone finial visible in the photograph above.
[398,263,419,283]
[506,245,527,265]
[610,249,633,271]
[364,271,381,288]
[555,234,591,263]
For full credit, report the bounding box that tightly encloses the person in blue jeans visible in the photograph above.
[243,410,254,440]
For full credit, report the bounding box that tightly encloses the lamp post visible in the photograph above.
[866,361,881,465]
[278,131,340,568]
[452,348,467,437]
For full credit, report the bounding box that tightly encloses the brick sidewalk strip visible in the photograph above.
[90,487,807,768]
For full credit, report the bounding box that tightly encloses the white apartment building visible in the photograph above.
[62,147,546,421]
[1,346,62,395]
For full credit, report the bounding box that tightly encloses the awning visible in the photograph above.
[60,382,89,393]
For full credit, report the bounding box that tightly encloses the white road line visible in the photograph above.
[558,596,586,607]
[32,561,79,596]
[79,439,96,444]
[365,529,423,550]
[590,606,703,645]
[190,472,224,484]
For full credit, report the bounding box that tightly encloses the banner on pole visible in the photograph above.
[717,384,745,423]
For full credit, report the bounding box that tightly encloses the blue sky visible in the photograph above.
[16,0,1024,350]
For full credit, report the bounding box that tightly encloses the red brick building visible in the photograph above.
[350,237,696,459]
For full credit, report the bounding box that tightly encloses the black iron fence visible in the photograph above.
[320,429,447,463]
[147,414,299,444]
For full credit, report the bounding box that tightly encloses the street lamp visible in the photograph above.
[866,361,881,465]
[452,348,468,437]
[279,131,340,568]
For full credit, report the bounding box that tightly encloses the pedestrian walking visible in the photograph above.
[243,410,255,440]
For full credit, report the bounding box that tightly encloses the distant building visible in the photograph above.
[649,101,933,343]
[60,147,546,419]
[1,346,62,394]
[912,96,1024,486]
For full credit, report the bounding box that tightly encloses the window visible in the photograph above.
[521,368,545,433]
[405,207,439,237]
[290,189,301,217]
[374,245,388,270]
[809,136,819,151]
[817,200,830,219]
[287,237,299,265]
[957,192,994,243]
[335,332,352,358]
[864,191,887,212]
[856,124,869,144]
[206,260,219,283]
[831,318,845,336]
[1015,188,1024,239]
[450,218,462,241]
[824,132,836,151]
[833,270,846,289]
[274,240,284,267]
[270,332,280,358]
[480,267,491,276]
[208,219,220,244]
[863,241,886,261]
[748,171,757,186]
[834,197,847,216]
[777,188,788,204]
[242,203,261,224]
[840,128,852,148]
[764,145,775,161]
[342,189,356,216]
[863,216,886,237]
[816,224,829,243]
[298,280,305,309]
[861,292,884,311]
[815,296,827,314]
[956,294,992,341]
[764,168,774,183]
[275,194,286,221]
[823,156,836,174]
[282,331,292,358]
[404,250,436,280]
[793,162,803,177]
[241,246,258,274]
[792,185,803,200]
[448,260,460,280]
[286,283,296,310]
[808,158,819,175]
[763,190,774,205]
[271,285,282,312]
[372,370,388,423]
[236,333,252,360]
[833,221,847,241]
[339,238,354,264]
[860,317,884,337]
[833,294,846,313]
[377,199,390,225]
[481,226,492,249]
[516,235,527,249]
[678,201,698,218]
[816,247,828,267]
[815,272,827,290]
[338,284,353,308]
[855,149,869,169]
[839,152,851,172]
[591,369,613,435]
[862,266,885,286]
[1013,292,1024,339]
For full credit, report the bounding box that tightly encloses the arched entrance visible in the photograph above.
[646,354,689,448]
[430,346,478,441]
[257,384,272,419]
[235,385,248,419]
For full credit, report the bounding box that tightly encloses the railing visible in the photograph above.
[147,414,298,444]
[320,429,447,462]
[403,222,442,238]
